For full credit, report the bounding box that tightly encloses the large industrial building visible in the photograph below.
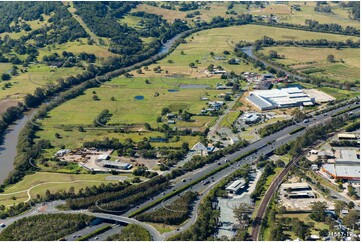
[322,150,360,181]
[246,87,315,111]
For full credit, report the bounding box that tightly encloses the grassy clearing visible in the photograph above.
[260,46,360,82]
[146,222,177,234]
[276,213,329,238]
[277,1,360,29]
[220,111,240,128]
[36,38,116,60]
[0,172,119,206]
[131,24,359,79]
[0,64,83,101]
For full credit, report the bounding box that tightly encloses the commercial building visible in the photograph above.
[246,87,315,111]
[280,182,316,199]
[336,150,359,164]
[226,178,246,194]
[321,164,360,181]
[338,133,358,140]
[241,113,261,124]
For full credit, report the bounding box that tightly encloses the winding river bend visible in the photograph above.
[0,34,303,184]
[0,33,185,184]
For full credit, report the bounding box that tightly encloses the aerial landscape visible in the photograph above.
[0,0,360,241]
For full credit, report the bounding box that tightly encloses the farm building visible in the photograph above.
[100,160,132,170]
[97,154,110,161]
[55,149,71,157]
[246,87,315,111]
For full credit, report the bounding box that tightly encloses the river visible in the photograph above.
[0,109,37,184]
[0,32,185,185]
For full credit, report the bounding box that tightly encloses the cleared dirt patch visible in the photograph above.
[0,99,19,115]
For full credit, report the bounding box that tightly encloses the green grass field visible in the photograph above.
[34,76,225,155]
[220,111,240,128]
[278,1,360,29]
[0,64,83,102]
[131,24,359,78]
[0,172,123,206]
[260,46,360,82]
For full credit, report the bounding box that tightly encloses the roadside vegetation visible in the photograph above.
[107,224,151,241]
[135,191,197,225]
[0,213,94,241]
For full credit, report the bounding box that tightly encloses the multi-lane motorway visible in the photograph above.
[0,102,359,241]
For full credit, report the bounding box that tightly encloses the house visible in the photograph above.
[214,56,226,61]
[191,142,207,151]
[166,113,177,118]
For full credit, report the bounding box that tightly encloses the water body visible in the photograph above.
[0,109,36,184]
[241,46,304,80]
[180,84,210,89]
[0,30,186,185]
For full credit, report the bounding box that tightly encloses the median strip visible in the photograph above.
[289,126,305,135]
[76,225,111,241]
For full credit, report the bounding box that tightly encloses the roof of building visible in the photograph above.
[247,87,314,110]
[98,154,110,160]
[242,113,260,122]
[338,133,357,139]
[226,178,246,191]
[280,182,310,190]
[100,160,131,168]
[191,142,207,151]
[336,150,359,163]
[323,164,360,178]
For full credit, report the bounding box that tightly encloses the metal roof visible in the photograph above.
[226,178,246,191]
[323,164,360,179]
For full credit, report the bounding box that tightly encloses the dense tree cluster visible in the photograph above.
[66,176,169,212]
[258,119,294,138]
[107,224,151,241]
[135,191,197,225]
[0,214,94,241]
[250,163,275,201]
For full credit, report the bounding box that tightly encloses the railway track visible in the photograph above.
[250,154,304,241]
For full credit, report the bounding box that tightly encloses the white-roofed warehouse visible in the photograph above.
[246,87,315,111]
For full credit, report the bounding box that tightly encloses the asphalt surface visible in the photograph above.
[123,103,360,218]
[0,103,358,241]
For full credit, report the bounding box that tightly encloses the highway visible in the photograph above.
[0,102,358,241]
[122,103,359,218]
